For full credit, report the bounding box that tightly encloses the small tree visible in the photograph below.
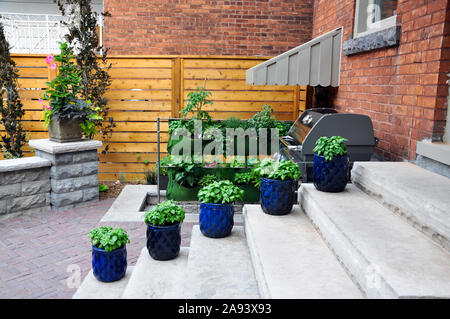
[54,0,114,152]
[0,21,26,158]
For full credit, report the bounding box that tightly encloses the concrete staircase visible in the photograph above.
[74,226,259,299]
[74,161,450,299]
[300,162,450,298]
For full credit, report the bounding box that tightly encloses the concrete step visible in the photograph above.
[122,247,188,299]
[182,225,259,299]
[72,267,134,299]
[300,184,450,299]
[351,162,450,251]
[243,204,363,299]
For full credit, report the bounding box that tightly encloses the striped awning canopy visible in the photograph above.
[246,27,343,87]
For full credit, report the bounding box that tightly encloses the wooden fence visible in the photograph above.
[5,54,308,181]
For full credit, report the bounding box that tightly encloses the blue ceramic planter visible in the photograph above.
[92,245,127,283]
[260,178,295,215]
[313,154,349,192]
[199,203,234,238]
[146,222,181,260]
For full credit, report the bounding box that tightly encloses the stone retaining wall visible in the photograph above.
[0,157,52,216]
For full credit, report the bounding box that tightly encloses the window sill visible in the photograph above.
[343,25,401,56]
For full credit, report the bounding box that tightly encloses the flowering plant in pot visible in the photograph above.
[312,136,349,192]
[254,158,301,215]
[143,200,185,260]
[89,226,130,282]
[197,180,244,238]
[41,42,102,142]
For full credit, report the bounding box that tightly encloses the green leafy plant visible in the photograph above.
[254,158,301,185]
[234,171,260,188]
[41,42,102,135]
[247,104,279,132]
[0,22,26,159]
[143,200,185,226]
[313,136,348,161]
[180,86,212,121]
[145,169,157,185]
[89,226,130,252]
[98,183,109,192]
[159,155,171,176]
[170,159,202,188]
[54,0,115,153]
[198,174,221,188]
[198,180,244,204]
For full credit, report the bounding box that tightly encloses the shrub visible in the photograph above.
[89,226,129,252]
[0,22,26,158]
[143,200,185,226]
[313,136,348,161]
[254,158,301,184]
[198,180,244,204]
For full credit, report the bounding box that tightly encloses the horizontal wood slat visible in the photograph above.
[5,54,309,181]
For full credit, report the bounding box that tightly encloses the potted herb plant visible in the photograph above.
[197,180,244,238]
[234,171,260,203]
[255,158,301,215]
[89,226,130,282]
[312,136,349,192]
[41,42,102,142]
[143,200,185,260]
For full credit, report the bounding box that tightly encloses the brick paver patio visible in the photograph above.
[0,199,194,299]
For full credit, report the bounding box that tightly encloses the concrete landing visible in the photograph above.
[101,185,155,222]
[72,267,134,299]
[300,184,450,299]
[351,162,450,251]
[243,204,363,299]
[122,247,188,299]
[182,226,259,299]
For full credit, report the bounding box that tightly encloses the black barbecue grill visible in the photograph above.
[276,108,378,182]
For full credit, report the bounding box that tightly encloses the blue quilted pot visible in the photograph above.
[146,222,181,260]
[199,203,234,238]
[313,154,349,192]
[92,245,127,282]
[260,178,295,215]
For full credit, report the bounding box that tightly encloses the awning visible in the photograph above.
[246,27,343,87]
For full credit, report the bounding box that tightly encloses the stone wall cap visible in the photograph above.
[0,156,52,173]
[29,139,103,154]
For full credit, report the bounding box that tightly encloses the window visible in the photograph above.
[354,0,398,38]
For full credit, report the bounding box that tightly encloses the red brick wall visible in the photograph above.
[313,0,449,161]
[103,0,314,56]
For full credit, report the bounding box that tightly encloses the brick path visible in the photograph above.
[0,199,194,299]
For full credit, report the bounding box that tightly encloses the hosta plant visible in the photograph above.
[143,200,185,226]
[254,158,301,184]
[313,136,348,161]
[89,226,130,252]
[198,180,244,204]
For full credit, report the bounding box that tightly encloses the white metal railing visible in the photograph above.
[0,12,103,54]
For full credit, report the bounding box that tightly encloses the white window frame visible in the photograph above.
[353,0,398,38]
